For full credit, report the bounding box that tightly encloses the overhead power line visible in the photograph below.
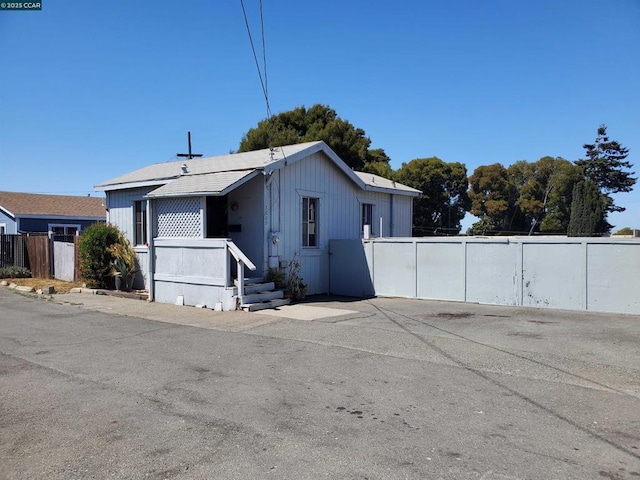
[239,0,271,120]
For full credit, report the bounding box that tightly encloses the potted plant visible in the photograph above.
[265,267,285,289]
[107,234,137,291]
[111,258,129,291]
[286,254,307,300]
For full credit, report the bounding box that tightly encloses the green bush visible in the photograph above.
[0,266,32,279]
[77,223,122,289]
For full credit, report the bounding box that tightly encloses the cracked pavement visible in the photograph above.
[1,288,639,479]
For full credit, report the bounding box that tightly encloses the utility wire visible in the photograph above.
[259,0,269,118]
[239,0,271,120]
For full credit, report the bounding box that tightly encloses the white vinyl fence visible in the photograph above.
[329,237,640,315]
[152,238,236,310]
[53,240,75,282]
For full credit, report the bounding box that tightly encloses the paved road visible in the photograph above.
[1,288,639,479]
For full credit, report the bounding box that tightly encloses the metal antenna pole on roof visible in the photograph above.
[177,132,203,160]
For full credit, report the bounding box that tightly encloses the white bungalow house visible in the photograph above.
[95,141,420,310]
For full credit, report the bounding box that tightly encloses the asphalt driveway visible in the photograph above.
[1,288,639,479]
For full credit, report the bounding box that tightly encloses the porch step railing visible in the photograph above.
[233,278,290,312]
[225,240,256,303]
[225,240,290,311]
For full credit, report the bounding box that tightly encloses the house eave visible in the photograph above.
[364,185,421,197]
[0,206,16,220]
[95,179,173,192]
[143,192,210,199]
[14,214,106,221]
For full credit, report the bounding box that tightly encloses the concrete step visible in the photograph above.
[235,277,264,286]
[241,298,291,312]
[233,278,276,292]
[243,282,276,294]
[241,290,284,304]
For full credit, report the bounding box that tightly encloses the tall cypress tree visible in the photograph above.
[567,180,606,237]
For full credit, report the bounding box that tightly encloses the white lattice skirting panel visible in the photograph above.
[156,197,202,238]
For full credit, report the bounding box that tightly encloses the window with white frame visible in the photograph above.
[0,223,6,235]
[302,197,318,247]
[49,224,80,237]
[362,203,374,234]
[134,200,148,246]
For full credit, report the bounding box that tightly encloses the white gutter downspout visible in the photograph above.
[146,198,154,301]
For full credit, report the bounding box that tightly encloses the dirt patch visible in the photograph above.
[1,278,84,294]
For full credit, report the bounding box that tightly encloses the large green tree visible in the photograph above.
[394,157,470,236]
[468,158,583,235]
[575,125,635,214]
[467,163,522,234]
[238,104,390,171]
[514,157,583,233]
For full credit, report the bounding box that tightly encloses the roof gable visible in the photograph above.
[0,191,106,218]
[95,142,326,190]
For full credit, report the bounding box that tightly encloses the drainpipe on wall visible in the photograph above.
[266,169,281,271]
[390,195,394,236]
[146,198,154,301]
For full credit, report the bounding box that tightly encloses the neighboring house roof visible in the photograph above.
[0,191,106,219]
[354,172,421,196]
[95,141,421,197]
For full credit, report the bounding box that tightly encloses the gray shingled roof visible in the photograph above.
[96,141,420,197]
[354,172,421,196]
[146,170,260,198]
[95,142,323,190]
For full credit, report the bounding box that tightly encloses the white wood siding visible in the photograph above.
[227,174,265,275]
[106,187,156,245]
[107,187,156,290]
[392,195,413,237]
[277,152,396,294]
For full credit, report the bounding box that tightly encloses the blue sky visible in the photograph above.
[1,0,639,231]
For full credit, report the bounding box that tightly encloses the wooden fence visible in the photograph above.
[25,235,50,279]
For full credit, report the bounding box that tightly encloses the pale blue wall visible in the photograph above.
[18,217,100,233]
[0,210,101,234]
[330,237,640,315]
[0,210,16,234]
